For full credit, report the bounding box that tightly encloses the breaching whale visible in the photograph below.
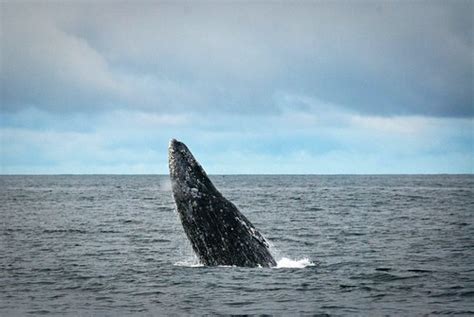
[168,139,276,267]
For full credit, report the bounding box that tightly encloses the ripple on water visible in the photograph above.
[1,175,473,315]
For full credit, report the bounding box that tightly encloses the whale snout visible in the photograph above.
[168,138,216,199]
[169,138,184,153]
[168,138,196,185]
[168,139,188,163]
[168,139,185,175]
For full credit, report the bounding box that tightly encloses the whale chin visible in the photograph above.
[168,139,276,267]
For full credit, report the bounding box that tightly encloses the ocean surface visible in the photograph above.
[1,175,473,315]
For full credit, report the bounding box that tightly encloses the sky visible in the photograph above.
[1,1,473,174]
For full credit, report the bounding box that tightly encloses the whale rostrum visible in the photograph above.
[168,139,276,267]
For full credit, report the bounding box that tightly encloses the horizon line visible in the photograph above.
[1,173,472,176]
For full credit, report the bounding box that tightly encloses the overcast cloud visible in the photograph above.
[1,1,473,174]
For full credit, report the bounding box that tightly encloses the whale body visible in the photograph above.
[168,139,276,267]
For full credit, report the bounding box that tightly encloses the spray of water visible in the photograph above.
[159,177,172,191]
[267,237,315,268]
[275,257,315,268]
[174,256,315,268]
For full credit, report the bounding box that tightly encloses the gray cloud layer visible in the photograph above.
[1,1,472,117]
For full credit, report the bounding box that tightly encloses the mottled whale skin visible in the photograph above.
[168,139,276,267]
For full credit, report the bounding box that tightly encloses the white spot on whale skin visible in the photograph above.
[190,187,201,199]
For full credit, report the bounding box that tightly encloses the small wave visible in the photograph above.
[460,291,474,297]
[352,272,420,282]
[43,229,87,234]
[27,310,51,315]
[375,267,392,272]
[275,257,315,268]
[407,268,433,273]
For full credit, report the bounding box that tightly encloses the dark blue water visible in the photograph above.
[1,175,473,315]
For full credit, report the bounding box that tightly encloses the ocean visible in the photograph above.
[1,175,473,315]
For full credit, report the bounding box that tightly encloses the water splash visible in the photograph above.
[174,257,315,268]
[275,257,315,268]
[268,240,315,268]
[159,178,172,191]
[174,258,203,267]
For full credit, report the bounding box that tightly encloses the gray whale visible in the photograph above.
[168,139,276,267]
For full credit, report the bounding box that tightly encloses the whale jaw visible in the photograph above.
[168,139,276,267]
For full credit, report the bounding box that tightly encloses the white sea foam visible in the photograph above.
[174,259,203,267]
[274,257,315,268]
[268,242,315,268]
[174,257,315,268]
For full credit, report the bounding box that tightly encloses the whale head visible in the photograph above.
[168,138,219,204]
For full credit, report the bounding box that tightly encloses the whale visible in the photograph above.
[168,139,276,267]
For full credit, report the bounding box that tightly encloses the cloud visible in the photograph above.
[1,1,472,116]
[1,2,472,174]
[1,104,472,174]
[1,6,123,112]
